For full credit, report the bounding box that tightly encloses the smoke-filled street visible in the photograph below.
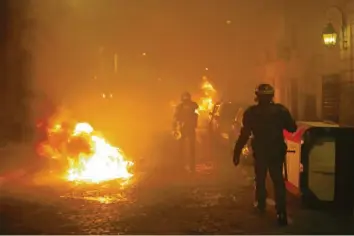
[1,0,354,234]
[1,131,353,235]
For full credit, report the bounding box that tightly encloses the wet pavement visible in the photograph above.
[1,161,353,235]
[1,133,354,235]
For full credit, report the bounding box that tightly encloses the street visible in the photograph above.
[2,0,354,234]
[1,142,353,235]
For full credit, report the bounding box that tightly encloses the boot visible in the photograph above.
[253,201,266,213]
[277,212,288,226]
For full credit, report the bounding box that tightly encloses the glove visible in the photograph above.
[233,152,240,166]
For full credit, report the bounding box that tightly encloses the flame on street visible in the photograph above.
[38,120,133,184]
[198,76,216,113]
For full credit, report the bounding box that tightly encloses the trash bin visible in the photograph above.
[284,121,354,215]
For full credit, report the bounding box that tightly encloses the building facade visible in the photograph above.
[258,0,354,124]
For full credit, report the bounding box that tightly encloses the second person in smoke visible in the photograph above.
[173,92,199,172]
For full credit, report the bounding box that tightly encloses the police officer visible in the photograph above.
[233,84,297,226]
[173,92,199,172]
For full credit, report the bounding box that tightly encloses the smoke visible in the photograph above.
[20,0,283,154]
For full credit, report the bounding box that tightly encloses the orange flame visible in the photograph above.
[198,76,216,113]
[38,119,133,184]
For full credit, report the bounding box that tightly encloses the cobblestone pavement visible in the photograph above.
[1,161,353,235]
[1,133,354,235]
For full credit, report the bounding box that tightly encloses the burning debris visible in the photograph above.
[37,116,133,184]
[198,76,217,114]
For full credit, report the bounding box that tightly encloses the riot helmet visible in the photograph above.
[181,91,191,102]
[254,83,274,104]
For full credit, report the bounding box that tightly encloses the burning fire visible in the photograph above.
[38,120,133,184]
[198,76,216,113]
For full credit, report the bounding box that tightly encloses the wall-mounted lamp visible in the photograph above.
[322,6,348,50]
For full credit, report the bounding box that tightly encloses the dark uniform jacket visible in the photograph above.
[174,101,199,131]
[234,103,297,159]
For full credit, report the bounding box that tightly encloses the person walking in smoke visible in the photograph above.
[233,83,297,226]
[173,92,199,172]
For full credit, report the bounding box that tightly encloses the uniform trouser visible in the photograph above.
[254,155,286,213]
[179,130,196,171]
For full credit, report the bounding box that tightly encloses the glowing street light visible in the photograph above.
[322,6,348,49]
[322,5,352,83]
[322,23,337,46]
